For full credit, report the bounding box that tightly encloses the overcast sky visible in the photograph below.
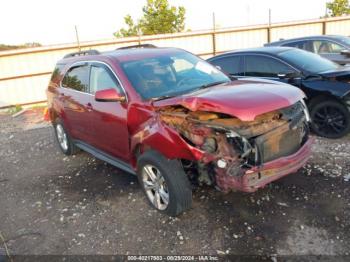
[1,0,329,45]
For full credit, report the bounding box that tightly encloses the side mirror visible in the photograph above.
[95,88,126,102]
[340,49,350,57]
[277,71,300,80]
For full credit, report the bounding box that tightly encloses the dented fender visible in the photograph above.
[130,115,205,165]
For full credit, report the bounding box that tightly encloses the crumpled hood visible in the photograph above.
[153,78,305,121]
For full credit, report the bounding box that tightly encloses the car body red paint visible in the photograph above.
[47,47,312,196]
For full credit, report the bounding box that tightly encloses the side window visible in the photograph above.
[62,65,89,92]
[89,65,122,94]
[210,56,243,76]
[312,40,344,54]
[284,41,308,51]
[245,55,294,77]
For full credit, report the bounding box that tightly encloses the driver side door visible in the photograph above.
[89,62,130,162]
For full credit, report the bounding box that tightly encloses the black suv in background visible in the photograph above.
[208,47,350,139]
[265,35,350,65]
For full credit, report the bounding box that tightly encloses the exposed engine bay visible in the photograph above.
[158,100,310,192]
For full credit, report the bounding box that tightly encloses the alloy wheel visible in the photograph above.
[56,124,68,151]
[313,105,347,136]
[142,164,169,210]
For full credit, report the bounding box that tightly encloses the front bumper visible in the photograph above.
[215,136,314,193]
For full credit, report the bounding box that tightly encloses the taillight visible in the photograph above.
[43,107,50,121]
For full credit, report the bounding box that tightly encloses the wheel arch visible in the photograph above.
[307,93,347,110]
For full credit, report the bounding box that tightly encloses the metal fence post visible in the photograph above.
[138,29,142,46]
[322,20,327,35]
[212,13,216,56]
[267,9,272,43]
[75,25,81,52]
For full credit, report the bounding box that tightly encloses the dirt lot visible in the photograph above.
[0,109,350,258]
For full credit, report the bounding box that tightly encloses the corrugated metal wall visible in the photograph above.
[1,16,350,108]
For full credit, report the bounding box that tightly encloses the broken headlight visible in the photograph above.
[226,131,253,160]
[300,99,311,122]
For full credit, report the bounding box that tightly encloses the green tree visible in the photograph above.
[327,0,350,17]
[0,42,41,52]
[115,15,140,37]
[114,0,186,37]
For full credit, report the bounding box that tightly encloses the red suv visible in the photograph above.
[46,45,313,216]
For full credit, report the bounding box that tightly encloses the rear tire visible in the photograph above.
[310,99,350,139]
[53,119,78,155]
[137,150,192,216]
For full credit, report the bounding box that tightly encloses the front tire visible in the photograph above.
[137,150,192,216]
[310,99,350,139]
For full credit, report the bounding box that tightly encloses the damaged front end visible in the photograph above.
[158,100,313,193]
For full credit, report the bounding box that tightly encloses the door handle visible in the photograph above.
[86,103,93,112]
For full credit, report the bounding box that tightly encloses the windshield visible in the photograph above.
[121,51,230,100]
[338,36,350,46]
[279,49,339,74]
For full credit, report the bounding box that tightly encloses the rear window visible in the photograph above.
[283,41,309,50]
[50,64,65,83]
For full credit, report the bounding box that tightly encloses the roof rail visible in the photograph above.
[63,50,100,59]
[117,44,157,50]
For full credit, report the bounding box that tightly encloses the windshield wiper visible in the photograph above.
[197,80,228,90]
[151,81,228,102]
[151,94,177,101]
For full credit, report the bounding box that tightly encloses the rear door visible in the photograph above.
[88,62,130,161]
[61,63,95,144]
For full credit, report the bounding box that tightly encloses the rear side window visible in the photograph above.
[50,64,65,83]
[283,41,309,51]
[62,65,89,92]
[245,55,293,77]
[89,65,122,94]
[210,56,243,76]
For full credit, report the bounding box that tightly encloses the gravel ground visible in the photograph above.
[0,109,350,258]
